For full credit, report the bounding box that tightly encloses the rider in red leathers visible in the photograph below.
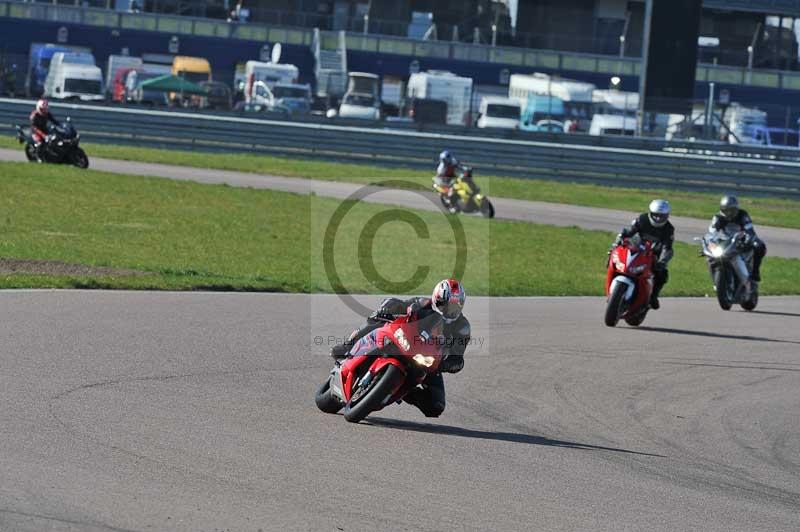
[330,279,471,417]
[29,99,60,162]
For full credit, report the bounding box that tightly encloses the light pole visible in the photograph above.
[636,0,654,137]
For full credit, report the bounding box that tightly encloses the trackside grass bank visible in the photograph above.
[1,162,797,295]
[2,135,800,229]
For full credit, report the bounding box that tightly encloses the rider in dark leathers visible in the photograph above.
[709,195,766,282]
[330,279,470,417]
[616,199,675,310]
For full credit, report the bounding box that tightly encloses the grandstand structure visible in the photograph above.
[132,1,800,71]
[4,0,800,117]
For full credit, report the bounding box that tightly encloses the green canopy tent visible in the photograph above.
[136,74,208,96]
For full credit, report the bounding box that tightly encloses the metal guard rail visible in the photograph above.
[1,98,799,198]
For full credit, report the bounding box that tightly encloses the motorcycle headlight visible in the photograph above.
[412,354,436,368]
[710,244,724,258]
[613,258,625,272]
[629,264,646,274]
[58,141,63,146]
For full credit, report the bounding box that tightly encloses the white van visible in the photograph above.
[243,60,299,104]
[44,53,103,101]
[338,72,381,120]
[589,114,636,136]
[407,71,473,126]
[476,96,520,129]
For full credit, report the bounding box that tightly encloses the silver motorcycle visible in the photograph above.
[698,227,758,311]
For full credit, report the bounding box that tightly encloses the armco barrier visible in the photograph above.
[2,98,800,198]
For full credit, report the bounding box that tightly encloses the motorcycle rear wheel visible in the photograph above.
[740,290,758,311]
[604,282,626,327]
[24,144,37,162]
[315,374,344,414]
[343,364,405,423]
[624,311,647,327]
[480,198,495,218]
[71,148,89,169]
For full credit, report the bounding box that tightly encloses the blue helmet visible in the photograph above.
[439,150,455,165]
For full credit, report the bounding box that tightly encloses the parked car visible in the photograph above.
[338,92,380,120]
[197,81,232,110]
[751,126,800,148]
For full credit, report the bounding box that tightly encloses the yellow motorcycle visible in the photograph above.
[432,166,495,218]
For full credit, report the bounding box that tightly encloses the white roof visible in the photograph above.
[591,114,637,129]
[510,73,595,102]
[349,72,380,79]
[482,96,520,107]
[592,89,639,110]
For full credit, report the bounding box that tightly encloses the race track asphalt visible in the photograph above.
[2,148,799,259]
[1,291,799,531]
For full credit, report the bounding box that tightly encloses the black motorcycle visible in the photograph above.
[16,117,89,169]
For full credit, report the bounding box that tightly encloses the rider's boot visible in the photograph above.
[650,285,662,310]
[752,258,762,283]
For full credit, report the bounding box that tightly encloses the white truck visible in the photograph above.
[338,72,381,120]
[509,73,595,131]
[476,96,521,129]
[243,60,299,104]
[43,52,104,101]
[407,71,473,126]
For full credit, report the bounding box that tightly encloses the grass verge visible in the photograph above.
[2,135,800,229]
[0,161,797,295]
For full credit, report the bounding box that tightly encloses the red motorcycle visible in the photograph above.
[315,312,445,423]
[604,236,655,327]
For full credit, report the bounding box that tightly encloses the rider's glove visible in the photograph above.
[439,354,464,374]
[405,300,423,316]
[371,310,395,322]
[654,260,667,272]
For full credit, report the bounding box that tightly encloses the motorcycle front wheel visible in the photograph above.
[315,374,344,414]
[343,364,405,423]
[714,268,733,311]
[71,148,89,169]
[604,282,626,327]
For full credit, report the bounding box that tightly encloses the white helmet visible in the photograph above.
[431,279,465,322]
[648,199,671,228]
